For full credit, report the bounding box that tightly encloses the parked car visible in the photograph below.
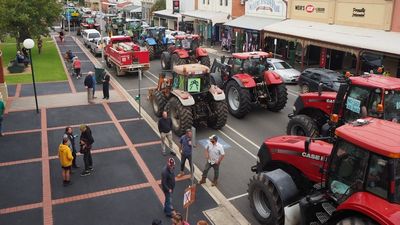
[297,68,347,93]
[265,58,300,83]
[82,29,101,47]
[88,37,109,56]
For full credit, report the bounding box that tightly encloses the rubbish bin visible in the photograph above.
[94,66,105,84]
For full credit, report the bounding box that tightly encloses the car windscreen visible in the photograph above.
[89,33,100,39]
[273,61,292,70]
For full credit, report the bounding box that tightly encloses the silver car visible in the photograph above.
[266,59,301,83]
[88,37,109,56]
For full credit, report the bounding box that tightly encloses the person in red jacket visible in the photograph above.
[72,56,81,79]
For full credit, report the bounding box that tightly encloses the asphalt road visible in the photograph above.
[75,33,301,224]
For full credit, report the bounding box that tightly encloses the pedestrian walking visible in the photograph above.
[84,72,95,103]
[171,213,190,225]
[177,129,193,178]
[92,74,97,98]
[79,124,94,176]
[58,136,74,186]
[102,73,110,99]
[158,111,176,156]
[37,37,43,54]
[199,135,225,187]
[0,98,5,137]
[72,56,81,79]
[64,126,79,168]
[161,158,176,218]
[59,31,65,43]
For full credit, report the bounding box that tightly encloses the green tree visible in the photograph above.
[150,0,166,15]
[0,0,62,48]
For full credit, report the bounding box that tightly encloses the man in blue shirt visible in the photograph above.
[177,129,193,178]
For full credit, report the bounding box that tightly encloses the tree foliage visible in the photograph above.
[150,0,166,15]
[0,0,62,46]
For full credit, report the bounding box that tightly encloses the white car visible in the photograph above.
[266,58,301,83]
[165,30,186,43]
[81,29,101,47]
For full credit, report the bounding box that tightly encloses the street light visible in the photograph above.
[23,38,39,113]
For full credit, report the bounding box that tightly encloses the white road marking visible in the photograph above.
[126,87,152,92]
[218,129,257,159]
[227,193,248,201]
[225,125,259,150]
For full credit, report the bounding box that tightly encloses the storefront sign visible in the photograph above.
[352,8,365,17]
[172,0,180,14]
[289,0,331,22]
[246,0,286,19]
[294,4,326,14]
[320,48,327,68]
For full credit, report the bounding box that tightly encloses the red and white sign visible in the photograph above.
[306,4,315,13]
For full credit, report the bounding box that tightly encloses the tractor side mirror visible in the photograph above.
[305,138,311,153]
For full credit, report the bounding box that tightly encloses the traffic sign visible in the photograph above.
[183,185,196,209]
[66,11,71,21]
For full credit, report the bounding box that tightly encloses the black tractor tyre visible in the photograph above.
[145,42,155,60]
[151,90,167,117]
[161,52,170,70]
[105,56,112,68]
[208,100,228,129]
[199,56,211,67]
[171,54,187,71]
[267,84,288,112]
[248,174,285,225]
[286,114,319,137]
[335,217,377,225]
[225,80,252,118]
[167,97,193,136]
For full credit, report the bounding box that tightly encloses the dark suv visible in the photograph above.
[298,68,346,93]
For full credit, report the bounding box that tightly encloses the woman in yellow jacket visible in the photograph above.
[59,136,74,186]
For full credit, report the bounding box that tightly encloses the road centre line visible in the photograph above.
[227,193,249,201]
[225,125,259,150]
[218,129,257,159]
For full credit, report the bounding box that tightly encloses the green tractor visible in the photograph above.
[106,17,125,35]
[125,19,146,42]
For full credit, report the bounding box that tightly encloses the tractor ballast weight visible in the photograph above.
[160,34,211,71]
[148,64,228,136]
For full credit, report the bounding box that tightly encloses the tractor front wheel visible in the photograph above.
[167,97,193,136]
[208,100,228,129]
[266,84,288,112]
[145,42,155,60]
[336,217,377,225]
[225,80,251,118]
[286,114,319,137]
[199,56,211,67]
[248,173,284,225]
[151,90,167,117]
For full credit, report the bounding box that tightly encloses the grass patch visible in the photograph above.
[1,37,67,84]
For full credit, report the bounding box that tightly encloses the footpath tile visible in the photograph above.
[20,82,71,97]
[108,101,139,120]
[0,132,41,163]
[0,208,43,225]
[0,162,42,209]
[2,110,41,132]
[46,104,110,128]
[50,150,147,199]
[53,187,169,225]
[121,120,159,144]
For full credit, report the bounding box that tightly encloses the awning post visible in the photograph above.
[301,45,305,71]
[355,50,362,74]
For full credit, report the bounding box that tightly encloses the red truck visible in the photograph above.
[104,35,150,76]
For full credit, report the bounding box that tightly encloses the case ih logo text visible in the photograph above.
[302,152,327,161]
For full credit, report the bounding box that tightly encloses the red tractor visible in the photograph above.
[210,51,288,118]
[287,74,400,137]
[160,34,210,70]
[249,118,400,225]
[80,16,100,30]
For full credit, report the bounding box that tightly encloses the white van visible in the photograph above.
[82,29,101,47]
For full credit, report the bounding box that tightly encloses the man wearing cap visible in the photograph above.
[199,135,225,186]
[84,71,95,103]
[161,158,176,217]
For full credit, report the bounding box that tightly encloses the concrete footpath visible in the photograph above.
[0,35,250,225]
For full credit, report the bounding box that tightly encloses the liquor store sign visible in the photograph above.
[290,1,331,22]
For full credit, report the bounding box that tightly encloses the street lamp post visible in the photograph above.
[23,39,39,113]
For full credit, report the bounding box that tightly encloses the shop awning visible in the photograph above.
[182,10,229,24]
[224,16,281,31]
[121,4,141,13]
[263,19,400,56]
[153,9,181,19]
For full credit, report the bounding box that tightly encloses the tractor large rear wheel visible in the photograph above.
[226,80,251,118]
[248,173,284,225]
[145,42,155,60]
[266,84,288,112]
[167,97,193,136]
[208,100,228,129]
[199,56,211,67]
[286,114,319,137]
[151,90,167,117]
[171,54,187,71]
[336,217,377,225]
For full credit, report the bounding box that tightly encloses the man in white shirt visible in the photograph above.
[199,135,225,187]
